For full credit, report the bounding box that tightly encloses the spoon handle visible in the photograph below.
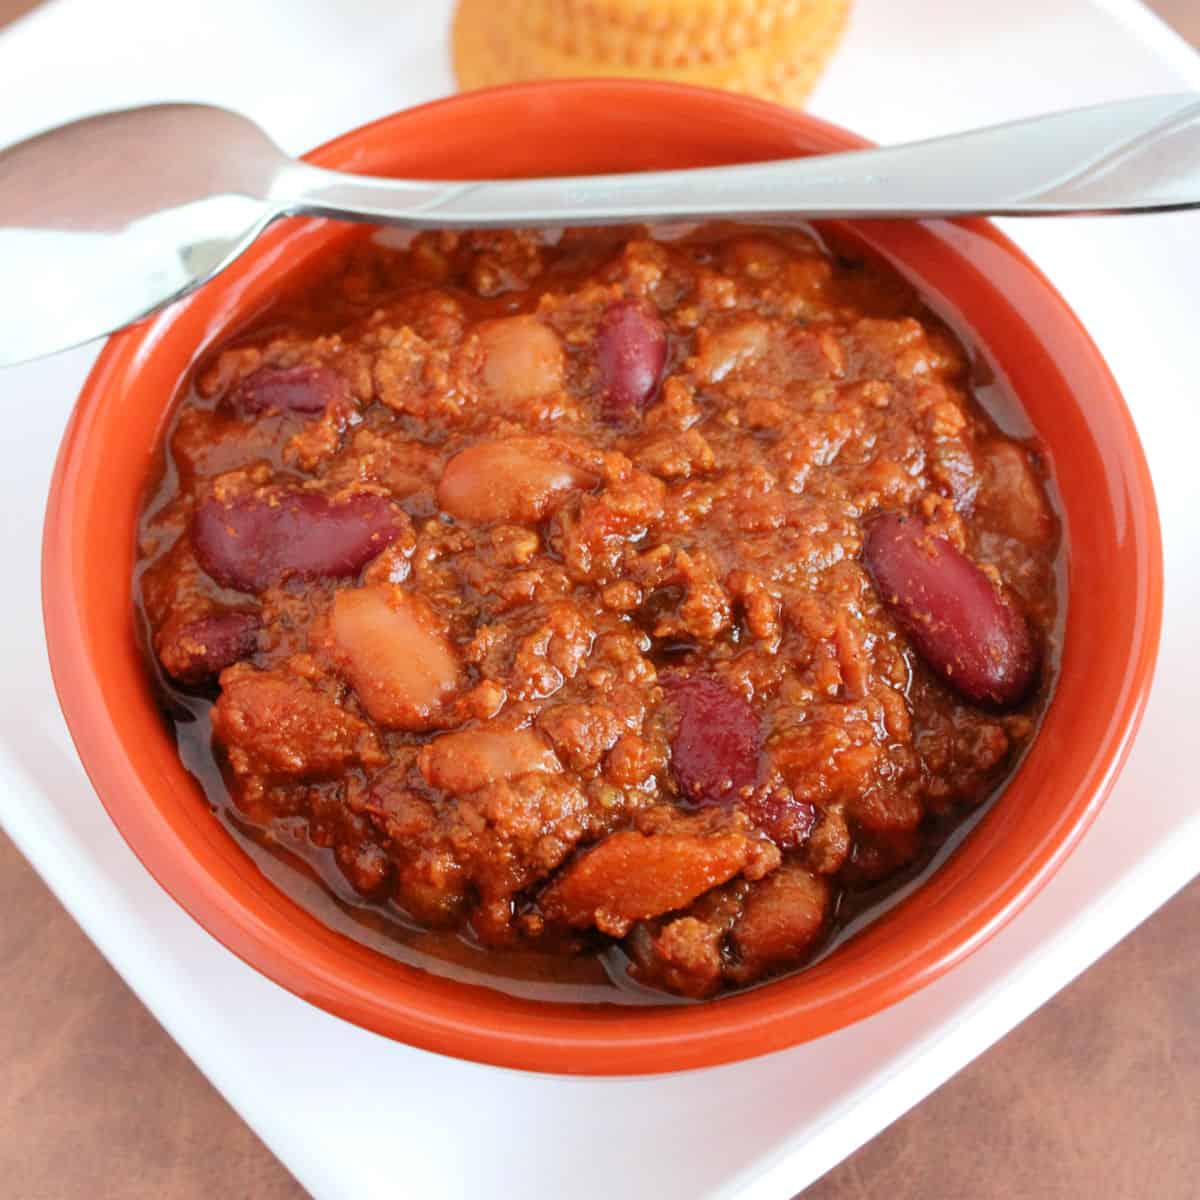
[277,93,1200,226]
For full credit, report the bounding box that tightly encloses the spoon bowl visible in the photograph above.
[0,105,293,365]
[2,91,1199,367]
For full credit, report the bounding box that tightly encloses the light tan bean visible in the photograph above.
[331,584,463,729]
[438,438,595,524]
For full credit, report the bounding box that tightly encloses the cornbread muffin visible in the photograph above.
[453,0,851,107]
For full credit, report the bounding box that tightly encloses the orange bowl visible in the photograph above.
[42,81,1162,1075]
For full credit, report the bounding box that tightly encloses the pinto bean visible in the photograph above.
[330,584,463,730]
[192,490,399,594]
[417,726,560,795]
[864,513,1037,708]
[596,300,667,421]
[476,315,564,403]
[663,673,761,806]
[227,364,346,418]
[693,318,769,384]
[437,438,595,525]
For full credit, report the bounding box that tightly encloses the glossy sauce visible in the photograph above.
[136,222,1062,1003]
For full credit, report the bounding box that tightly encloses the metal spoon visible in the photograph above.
[2,94,1198,368]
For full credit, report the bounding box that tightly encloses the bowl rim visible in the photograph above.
[42,79,1163,1075]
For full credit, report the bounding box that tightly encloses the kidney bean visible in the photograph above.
[228,364,345,418]
[597,300,667,421]
[745,790,817,850]
[864,513,1037,708]
[663,673,761,806]
[159,610,261,684]
[192,490,399,593]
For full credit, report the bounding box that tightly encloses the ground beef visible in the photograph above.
[137,223,1059,999]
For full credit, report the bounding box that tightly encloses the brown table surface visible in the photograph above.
[3,2,1198,1196]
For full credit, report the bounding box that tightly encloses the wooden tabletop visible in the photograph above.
[2,2,1197,1196]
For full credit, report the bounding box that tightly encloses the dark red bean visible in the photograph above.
[228,365,345,418]
[192,490,399,593]
[864,513,1037,708]
[745,791,817,850]
[597,300,667,421]
[663,673,761,806]
[161,610,261,684]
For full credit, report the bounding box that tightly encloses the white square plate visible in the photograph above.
[1,2,1197,1196]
